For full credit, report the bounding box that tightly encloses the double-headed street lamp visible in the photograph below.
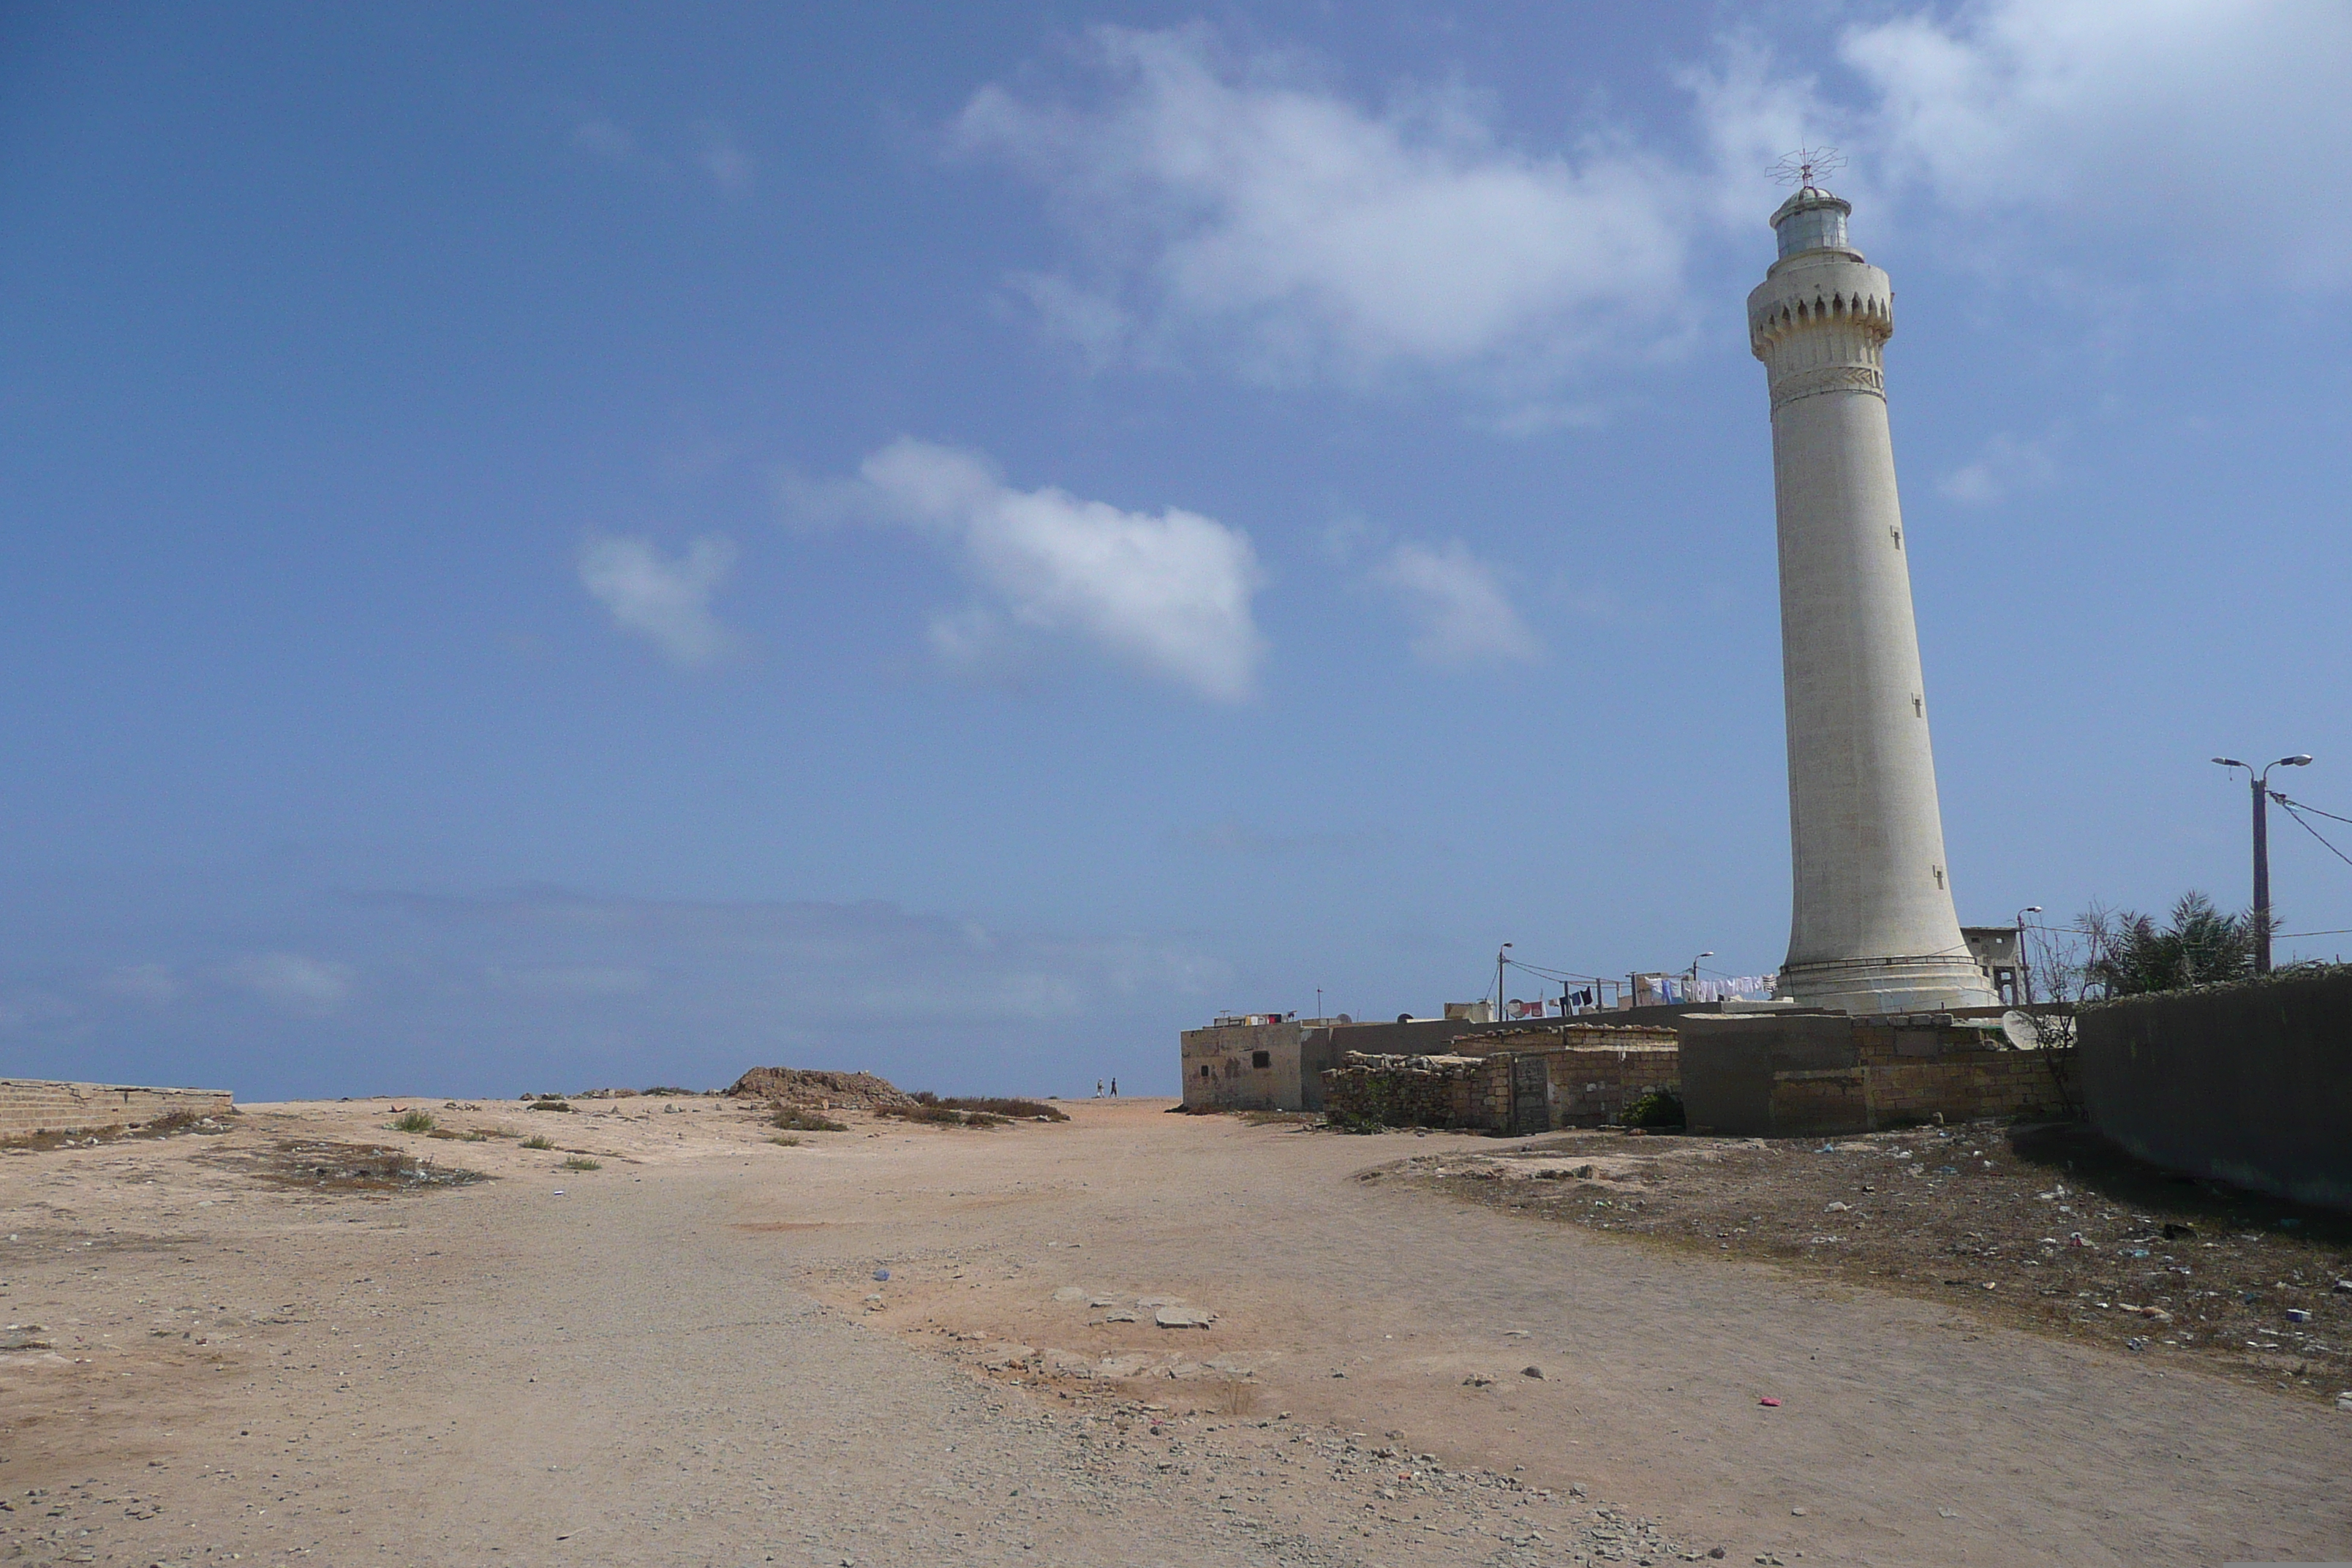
[2212,754,2313,973]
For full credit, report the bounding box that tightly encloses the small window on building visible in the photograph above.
[1251,1049,1272,1069]
[1199,1063,1211,1077]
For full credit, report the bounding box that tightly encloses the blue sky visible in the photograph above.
[5,2,2350,1099]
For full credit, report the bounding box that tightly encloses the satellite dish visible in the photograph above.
[2000,1009,2042,1050]
[1336,1013,1352,1025]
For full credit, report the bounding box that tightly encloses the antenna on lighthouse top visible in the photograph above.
[1772,146,1846,189]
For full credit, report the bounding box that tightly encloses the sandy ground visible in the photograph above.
[2,1096,2346,1567]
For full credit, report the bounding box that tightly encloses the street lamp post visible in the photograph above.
[2212,755,2313,973]
[1686,950,1714,1000]
[1496,943,1512,1023]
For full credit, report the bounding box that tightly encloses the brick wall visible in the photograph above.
[1545,1045,1682,1126]
[0,1079,234,1141]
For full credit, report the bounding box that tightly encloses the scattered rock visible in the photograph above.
[723,1066,913,1110]
[1155,1305,1215,1329]
[1050,1286,1088,1303]
[1099,1308,1140,1323]
[1463,1373,1495,1387]
[1520,1365,1545,1379]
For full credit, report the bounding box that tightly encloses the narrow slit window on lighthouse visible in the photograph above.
[1912,693,1923,717]
[1932,865,1945,889]
[1890,525,1902,550]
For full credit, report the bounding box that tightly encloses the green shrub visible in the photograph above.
[527,1098,574,1113]
[520,1134,554,1150]
[1620,1089,1686,1129]
[560,1156,601,1172]
[391,1110,437,1134]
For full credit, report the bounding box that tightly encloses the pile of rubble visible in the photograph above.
[725,1066,915,1111]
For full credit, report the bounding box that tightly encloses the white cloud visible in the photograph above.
[956,26,1694,385]
[1374,540,1541,666]
[578,535,739,666]
[957,12,2352,404]
[102,962,180,1007]
[1939,431,2057,505]
[845,437,1266,702]
[483,965,652,998]
[1837,0,2352,284]
[224,952,354,1017]
[696,121,755,193]
[572,117,652,167]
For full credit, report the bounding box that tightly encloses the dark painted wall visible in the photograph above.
[2079,968,2352,1213]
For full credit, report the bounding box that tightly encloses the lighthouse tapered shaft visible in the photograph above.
[1749,188,1993,1014]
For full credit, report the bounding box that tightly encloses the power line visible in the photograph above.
[2272,797,2352,875]
[2272,791,2352,828]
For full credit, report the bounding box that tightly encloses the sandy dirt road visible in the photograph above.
[1,1096,2344,1567]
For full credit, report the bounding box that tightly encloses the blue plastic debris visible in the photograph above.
[872,1267,891,1282]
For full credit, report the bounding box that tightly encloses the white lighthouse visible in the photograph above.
[1749,177,1994,1014]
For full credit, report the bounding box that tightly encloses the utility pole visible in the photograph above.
[1496,943,1512,1022]
[2014,906,2041,1006]
[2213,755,2313,973]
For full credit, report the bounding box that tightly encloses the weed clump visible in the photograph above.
[768,1134,802,1147]
[560,1156,602,1172]
[908,1092,1068,1122]
[770,1105,848,1133]
[520,1134,555,1150]
[878,1103,1009,1128]
[526,1098,574,1113]
[391,1109,437,1134]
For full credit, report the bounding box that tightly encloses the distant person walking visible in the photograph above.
[1109,1077,1118,1097]
[1095,1079,1104,1098]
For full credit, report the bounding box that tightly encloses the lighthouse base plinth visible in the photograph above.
[1776,953,1997,1017]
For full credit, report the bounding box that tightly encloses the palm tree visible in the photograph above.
[2090,892,2257,996]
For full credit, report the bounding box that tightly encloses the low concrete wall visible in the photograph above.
[0,1079,234,1140]
[2079,968,2352,1212]
[1679,1014,2069,1137]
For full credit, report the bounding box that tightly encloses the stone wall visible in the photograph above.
[2079,967,2352,1213]
[1321,1054,1483,1128]
[1321,1042,1682,1134]
[0,1079,234,1141]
